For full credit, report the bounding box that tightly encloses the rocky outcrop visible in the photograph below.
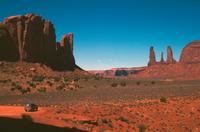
[179,41,200,64]
[56,34,75,70]
[148,46,176,66]
[166,46,176,64]
[148,47,156,66]
[160,52,165,63]
[0,14,76,71]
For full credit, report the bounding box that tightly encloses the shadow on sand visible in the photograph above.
[0,115,86,132]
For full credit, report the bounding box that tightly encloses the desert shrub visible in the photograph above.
[56,84,65,91]
[37,87,46,93]
[46,81,53,86]
[115,116,129,123]
[79,120,98,125]
[19,87,31,94]
[27,81,36,88]
[151,81,155,84]
[138,124,146,132]
[32,75,45,82]
[120,82,126,87]
[11,83,22,91]
[94,74,101,80]
[111,82,118,87]
[74,77,80,82]
[0,79,10,83]
[63,77,69,82]
[136,81,140,85]
[53,77,60,82]
[160,97,167,103]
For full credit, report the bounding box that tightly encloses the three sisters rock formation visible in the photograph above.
[0,14,75,70]
[148,40,200,66]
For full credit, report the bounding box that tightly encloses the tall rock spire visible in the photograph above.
[160,51,165,63]
[148,46,156,66]
[166,46,176,64]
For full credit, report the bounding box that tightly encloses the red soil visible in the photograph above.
[0,97,200,132]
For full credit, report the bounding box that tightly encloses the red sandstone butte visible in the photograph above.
[0,14,76,71]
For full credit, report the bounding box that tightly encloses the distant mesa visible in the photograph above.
[148,40,200,67]
[179,40,200,64]
[0,14,76,71]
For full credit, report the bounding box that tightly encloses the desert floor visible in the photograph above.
[0,62,200,132]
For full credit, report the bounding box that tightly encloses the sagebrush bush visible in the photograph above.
[115,116,129,123]
[138,124,146,132]
[120,82,126,87]
[32,75,45,82]
[37,87,46,93]
[27,81,36,88]
[160,97,167,103]
[111,82,118,87]
[136,81,140,85]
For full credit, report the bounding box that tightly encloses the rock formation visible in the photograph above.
[56,34,75,70]
[148,47,156,66]
[148,46,176,66]
[166,46,176,64]
[160,52,165,63]
[0,14,76,71]
[179,40,200,64]
[0,23,19,61]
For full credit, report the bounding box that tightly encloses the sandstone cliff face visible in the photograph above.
[179,41,200,64]
[0,23,19,61]
[56,34,75,70]
[0,14,76,71]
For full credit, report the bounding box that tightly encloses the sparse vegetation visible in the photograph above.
[136,81,140,85]
[74,77,80,82]
[56,84,65,91]
[27,81,36,88]
[79,120,98,125]
[32,75,45,82]
[63,77,69,82]
[151,81,155,84]
[160,97,167,103]
[37,87,46,93]
[115,116,129,123]
[138,124,146,132]
[19,87,31,94]
[53,77,60,82]
[111,82,118,87]
[120,82,126,87]
[11,82,22,91]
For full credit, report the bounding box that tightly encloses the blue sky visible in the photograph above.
[0,0,200,70]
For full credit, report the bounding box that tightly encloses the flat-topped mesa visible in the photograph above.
[179,40,200,64]
[166,46,176,64]
[148,46,157,66]
[0,14,77,71]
